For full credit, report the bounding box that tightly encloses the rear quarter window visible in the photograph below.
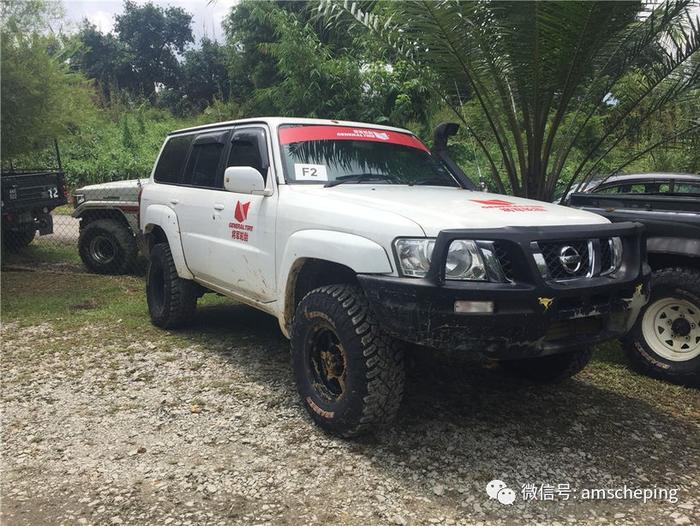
[154,135,193,184]
[674,182,700,194]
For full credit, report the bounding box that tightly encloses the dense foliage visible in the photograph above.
[319,0,700,199]
[1,0,94,160]
[1,0,698,194]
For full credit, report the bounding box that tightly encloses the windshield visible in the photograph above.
[278,125,459,187]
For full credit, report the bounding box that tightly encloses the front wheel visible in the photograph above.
[290,284,405,437]
[622,268,700,385]
[147,243,198,329]
[78,219,138,274]
[500,347,593,383]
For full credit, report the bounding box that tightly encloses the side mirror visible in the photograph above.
[223,166,269,195]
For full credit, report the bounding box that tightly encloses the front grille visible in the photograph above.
[539,240,591,279]
[533,237,622,282]
[599,238,614,274]
[493,241,515,282]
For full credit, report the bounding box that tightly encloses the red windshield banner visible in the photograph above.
[278,125,429,152]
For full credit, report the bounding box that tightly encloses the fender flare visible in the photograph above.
[278,230,394,334]
[72,203,139,234]
[142,204,193,279]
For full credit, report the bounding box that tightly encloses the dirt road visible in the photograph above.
[1,270,699,525]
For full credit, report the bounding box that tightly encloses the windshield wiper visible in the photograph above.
[324,173,399,188]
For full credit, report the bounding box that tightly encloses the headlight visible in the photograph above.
[394,238,489,280]
[445,240,487,280]
[73,193,85,206]
[394,238,435,277]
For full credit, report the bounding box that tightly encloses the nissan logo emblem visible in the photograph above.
[559,246,582,274]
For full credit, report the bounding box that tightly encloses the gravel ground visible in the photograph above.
[1,270,700,526]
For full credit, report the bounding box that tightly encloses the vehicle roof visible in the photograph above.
[169,117,416,137]
[596,173,700,185]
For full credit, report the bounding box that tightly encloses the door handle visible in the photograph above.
[169,199,179,205]
[213,204,225,211]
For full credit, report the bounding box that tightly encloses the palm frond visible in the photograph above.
[319,0,700,199]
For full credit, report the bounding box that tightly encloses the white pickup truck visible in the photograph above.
[140,117,650,437]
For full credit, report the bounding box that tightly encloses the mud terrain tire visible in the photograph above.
[147,242,197,329]
[2,226,35,251]
[79,219,137,274]
[290,284,405,437]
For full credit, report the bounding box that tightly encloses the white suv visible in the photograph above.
[140,117,650,437]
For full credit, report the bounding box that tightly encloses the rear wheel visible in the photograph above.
[2,226,35,251]
[79,219,137,274]
[500,347,593,383]
[147,242,197,329]
[623,268,700,385]
[290,284,405,437]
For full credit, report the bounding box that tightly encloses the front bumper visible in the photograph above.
[359,222,650,358]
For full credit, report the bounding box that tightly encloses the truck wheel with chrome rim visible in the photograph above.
[79,219,137,274]
[623,267,700,385]
[290,284,405,437]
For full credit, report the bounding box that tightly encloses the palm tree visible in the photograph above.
[319,0,700,200]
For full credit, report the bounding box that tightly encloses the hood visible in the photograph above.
[77,179,145,201]
[290,185,608,236]
[77,179,144,192]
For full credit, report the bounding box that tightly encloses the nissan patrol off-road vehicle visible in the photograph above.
[140,118,650,437]
[72,179,145,274]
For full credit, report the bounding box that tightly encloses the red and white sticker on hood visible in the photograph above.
[471,199,546,212]
[278,125,429,152]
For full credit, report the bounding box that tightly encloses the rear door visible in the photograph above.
[174,130,231,282]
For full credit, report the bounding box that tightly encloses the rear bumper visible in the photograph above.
[1,210,53,235]
[359,222,650,358]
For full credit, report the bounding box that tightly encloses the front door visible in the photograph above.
[210,126,277,302]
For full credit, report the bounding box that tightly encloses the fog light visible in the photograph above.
[454,300,494,314]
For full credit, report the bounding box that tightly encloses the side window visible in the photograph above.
[641,182,669,193]
[615,184,646,194]
[227,128,269,181]
[154,135,193,184]
[674,182,700,194]
[596,185,620,194]
[183,135,227,188]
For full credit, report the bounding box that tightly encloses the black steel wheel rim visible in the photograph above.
[307,324,347,400]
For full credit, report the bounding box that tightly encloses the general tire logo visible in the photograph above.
[230,201,253,242]
[336,129,390,141]
[234,201,250,223]
[306,396,334,419]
